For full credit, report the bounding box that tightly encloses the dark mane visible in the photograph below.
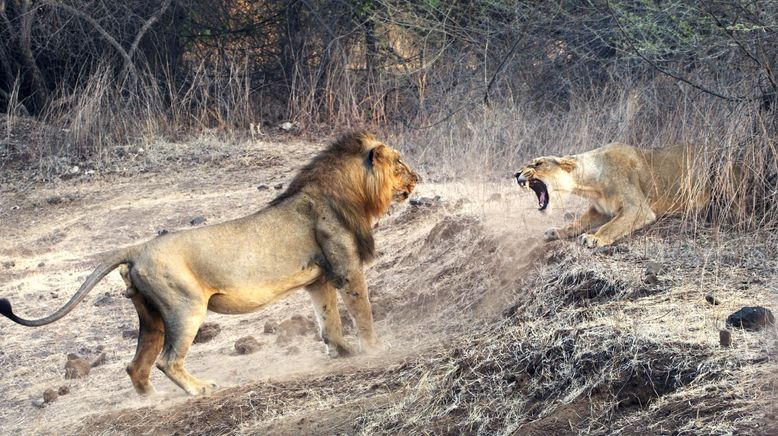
[269,130,371,207]
[269,130,378,262]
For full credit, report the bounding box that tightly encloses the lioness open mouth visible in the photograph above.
[514,173,549,211]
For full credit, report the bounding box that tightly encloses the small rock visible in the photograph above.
[410,196,441,207]
[2,261,14,269]
[32,398,46,408]
[91,352,107,367]
[594,245,627,256]
[193,322,221,344]
[234,336,262,355]
[157,229,169,236]
[257,184,269,191]
[644,262,664,276]
[285,346,300,355]
[93,292,115,307]
[190,216,207,226]
[705,294,721,305]
[719,330,732,347]
[64,358,91,379]
[122,329,139,339]
[278,315,314,337]
[38,262,45,268]
[57,385,70,395]
[643,272,659,285]
[274,183,284,190]
[279,121,294,131]
[275,334,292,346]
[70,165,80,174]
[43,388,58,403]
[727,306,775,331]
[263,320,278,334]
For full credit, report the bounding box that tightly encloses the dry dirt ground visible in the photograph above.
[0,135,776,435]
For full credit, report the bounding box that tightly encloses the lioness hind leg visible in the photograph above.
[126,293,164,395]
[307,279,355,357]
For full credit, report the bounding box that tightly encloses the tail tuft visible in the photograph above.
[0,298,14,319]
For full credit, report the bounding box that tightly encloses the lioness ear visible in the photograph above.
[557,157,577,172]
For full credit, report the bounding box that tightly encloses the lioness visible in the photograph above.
[514,143,707,247]
[0,131,418,396]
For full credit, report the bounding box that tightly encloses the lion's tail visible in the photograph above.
[0,247,136,327]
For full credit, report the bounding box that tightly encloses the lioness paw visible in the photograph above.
[580,233,601,248]
[543,228,561,242]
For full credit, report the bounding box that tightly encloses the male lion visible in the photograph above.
[0,131,418,396]
[514,143,708,247]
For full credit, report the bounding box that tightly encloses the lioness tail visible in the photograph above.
[0,248,135,327]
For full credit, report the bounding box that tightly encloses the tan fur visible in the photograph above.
[515,143,708,247]
[0,131,417,396]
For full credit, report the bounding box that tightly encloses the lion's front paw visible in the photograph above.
[360,339,386,355]
[543,228,561,242]
[579,233,601,248]
[328,341,357,358]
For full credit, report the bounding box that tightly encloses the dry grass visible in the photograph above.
[1,71,776,434]
[56,185,776,435]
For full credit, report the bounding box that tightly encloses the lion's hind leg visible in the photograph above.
[156,296,214,395]
[307,279,355,357]
[121,265,164,395]
[126,294,164,395]
[131,266,215,396]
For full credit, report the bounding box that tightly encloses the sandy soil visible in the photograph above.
[0,136,571,434]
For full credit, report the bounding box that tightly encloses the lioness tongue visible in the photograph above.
[539,191,546,206]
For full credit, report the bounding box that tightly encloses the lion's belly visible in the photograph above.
[206,265,323,314]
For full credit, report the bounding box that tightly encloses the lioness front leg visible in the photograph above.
[582,205,656,247]
[307,279,356,357]
[545,206,609,241]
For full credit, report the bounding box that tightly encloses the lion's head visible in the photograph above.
[514,156,577,211]
[273,131,418,261]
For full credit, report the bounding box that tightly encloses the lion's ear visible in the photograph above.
[369,145,389,166]
[557,157,577,172]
